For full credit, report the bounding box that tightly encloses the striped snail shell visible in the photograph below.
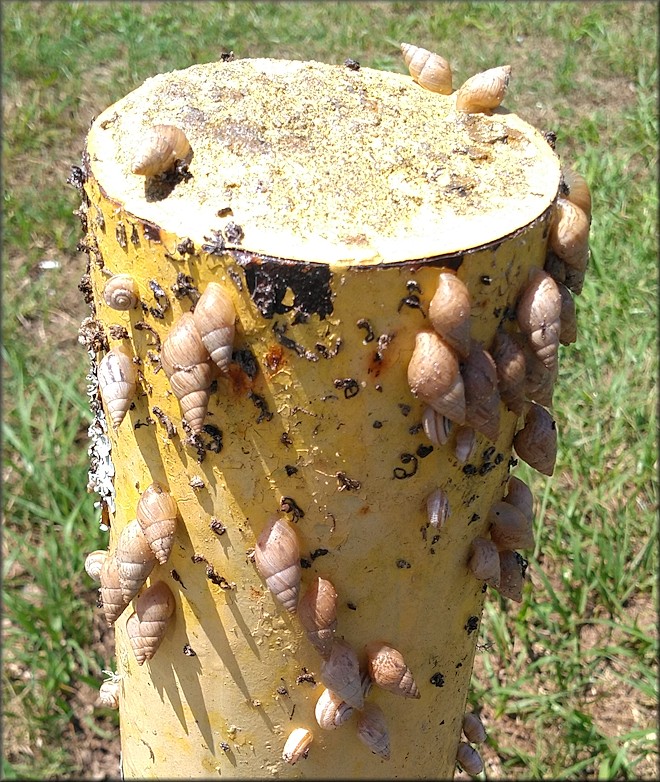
[97,346,137,430]
[513,402,557,476]
[254,516,301,613]
[400,43,453,95]
[364,640,420,699]
[562,167,592,221]
[454,425,477,464]
[461,341,501,442]
[127,581,175,665]
[298,577,338,659]
[462,712,487,744]
[422,405,453,446]
[516,269,562,374]
[504,476,534,523]
[98,679,120,709]
[491,329,527,415]
[314,687,354,730]
[428,270,471,358]
[549,198,590,272]
[84,549,107,582]
[468,536,500,587]
[320,639,364,710]
[496,549,527,602]
[99,555,129,626]
[131,124,191,177]
[487,500,535,551]
[282,727,313,765]
[456,64,511,114]
[356,702,391,760]
[102,274,139,311]
[136,482,178,565]
[192,282,236,374]
[426,487,450,529]
[160,313,216,434]
[408,330,466,425]
[557,281,577,346]
[456,741,484,776]
[115,519,157,603]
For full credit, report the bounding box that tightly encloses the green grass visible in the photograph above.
[3,1,657,778]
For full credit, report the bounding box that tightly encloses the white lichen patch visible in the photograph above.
[85,350,116,520]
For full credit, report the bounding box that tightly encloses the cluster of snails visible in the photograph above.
[457,711,487,776]
[131,124,191,178]
[254,516,419,763]
[401,43,511,114]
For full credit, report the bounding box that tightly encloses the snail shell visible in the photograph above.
[428,271,471,358]
[84,549,107,582]
[131,124,191,177]
[192,282,236,374]
[504,476,534,523]
[128,580,176,665]
[462,341,501,442]
[282,727,313,765]
[254,516,301,613]
[160,313,216,434]
[103,274,139,311]
[557,281,577,346]
[98,679,120,709]
[516,269,562,374]
[487,500,535,551]
[462,712,487,744]
[99,555,129,625]
[497,549,527,602]
[315,687,354,730]
[549,198,590,272]
[426,487,450,529]
[320,639,364,710]
[422,405,453,446]
[523,344,557,407]
[513,402,557,476]
[97,346,137,430]
[491,329,526,415]
[468,537,500,587]
[456,741,484,776]
[356,702,391,760]
[400,43,452,95]
[136,482,178,565]
[454,425,477,464]
[562,167,592,221]
[365,640,420,699]
[298,577,338,659]
[116,519,157,603]
[544,249,567,286]
[456,65,511,114]
[564,263,586,296]
[408,330,466,424]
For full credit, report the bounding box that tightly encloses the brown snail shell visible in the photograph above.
[456,64,511,114]
[320,639,364,710]
[549,198,590,272]
[131,124,191,177]
[462,341,501,442]
[428,270,471,358]
[564,263,586,296]
[97,346,137,430]
[102,274,139,311]
[98,679,120,709]
[365,640,420,699]
[422,405,453,446]
[99,555,129,626]
[160,313,215,434]
[523,344,557,407]
[84,549,107,582]
[116,519,157,603]
[462,712,487,744]
[487,500,535,551]
[298,577,338,659]
[491,329,526,415]
[456,741,484,776]
[408,330,466,424]
[254,516,301,613]
[127,580,175,665]
[516,269,562,374]
[356,702,391,760]
[454,425,477,464]
[557,281,577,345]
[192,282,236,374]
[544,249,567,286]
[562,167,592,221]
[513,402,557,476]
[426,487,450,529]
[400,43,452,95]
[504,476,534,523]
[497,549,527,602]
[282,727,313,765]
[468,537,500,587]
[314,687,354,730]
[136,482,178,565]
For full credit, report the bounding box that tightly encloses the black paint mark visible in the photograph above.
[393,453,418,480]
[357,318,375,343]
[210,518,226,535]
[202,230,226,255]
[430,672,445,687]
[462,464,479,476]
[396,559,411,569]
[336,472,361,491]
[465,615,479,635]
[280,496,305,521]
[224,222,244,244]
[115,222,127,249]
[416,444,434,458]
[333,378,359,399]
[284,464,298,476]
[344,58,360,70]
[171,569,186,589]
[183,644,197,657]
[206,565,233,589]
[201,424,223,453]
[248,391,273,423]
[147,279,170,318]
[373,420,383,429]
[176,237,195,255]
[310,548,329,560]
[398,404,412,416]
[272,321,319,362]
[141,220,162,243]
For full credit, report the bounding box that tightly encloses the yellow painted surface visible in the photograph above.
[80,57,560,778]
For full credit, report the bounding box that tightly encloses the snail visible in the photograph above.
[454,425,477,464]
[160,313,216,434]
[315,687,354,730]
[131,124,191,177]
[422,405,453,446]
[364,640,420,699]
[102,274,139,311]
[97,346,137,430]
[462,712,487,744]
[98,679,120,709]
[491,329,526,415]
[400,43,453,95]
[504,476,534,522]
[126,581,175,665]
[496,549,527,602]
[84,549,107,582]
[557,281,577,345]
[461,341,501,442]
[562,167,592,221]
[298,576,338,659]
[192,282,236,374]
[408,330,466,425]
[282,727,313,765]
[544,249,567,286]
[320,639,364,710]
[115,519,157,603]
[455,65,511,114]
[564,263,586,296]
[426,487,450,529]
[487,500,535,551]
[136,482,178,565]
[99,555,129,626]
[516,269,562,374]
[513,402,557,476]
[523,344,557,408]
[428,270,471,358]
[254,516,301,613]
[549,198,590,272]
[468,536,500,587]
[456,741,484,776]
[356,702,391,760]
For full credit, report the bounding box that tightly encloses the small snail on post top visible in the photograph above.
[131,124,191,178]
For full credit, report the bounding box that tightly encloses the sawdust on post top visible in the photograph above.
[89,58,560,265]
